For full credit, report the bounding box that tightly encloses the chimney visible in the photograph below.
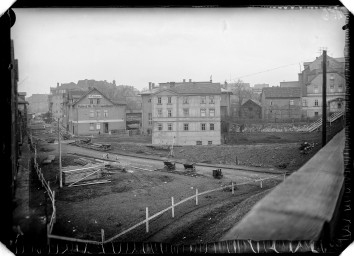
[189,79,192,82]
[152,83,155,88]
[149,82,152,90]
[57,82,59,88]
[183,79,186,83]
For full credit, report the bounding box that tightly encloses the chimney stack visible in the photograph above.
[149,82,152,90]
[183,79,186,83]
[152,83,155,88]
[189,79,192,82]
[57,82,59,88]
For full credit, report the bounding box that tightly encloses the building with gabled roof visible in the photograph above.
[261,87,302,120]
[151,82,222,145]
[240,99,262,120]
[66,87,126,135]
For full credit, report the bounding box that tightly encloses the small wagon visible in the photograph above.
[183,162,196,171]
[212,169,223,179]
[163,160,176,170]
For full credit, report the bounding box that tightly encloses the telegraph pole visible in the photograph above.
[58,118,62,187]
[322,50,327,147]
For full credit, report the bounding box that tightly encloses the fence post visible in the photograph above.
[53,191,56,223]
[232,182,234,195]
[101,229,105,243]
[171,197,175,218]
[146,207,149,233]
[196,189,198,206]
[47,224,50,246]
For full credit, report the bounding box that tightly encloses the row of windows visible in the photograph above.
[156,96,215,104]
[196,141,213,145]
[302,99,343,108]
[89,110,109,118]
[156,108,215,117]
[270,100,295,106]
[157,123,215,131]
[89,123,101,130]
[89,98,101,104]
[312,83,343,93]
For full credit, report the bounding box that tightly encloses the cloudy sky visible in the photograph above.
[12,7,346,96]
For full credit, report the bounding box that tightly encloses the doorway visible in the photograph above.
[104,122,109,133]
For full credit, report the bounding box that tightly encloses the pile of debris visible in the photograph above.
[73,139,111,151]
[299,142,315,155]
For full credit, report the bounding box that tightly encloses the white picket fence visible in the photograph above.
[47,170,286,245]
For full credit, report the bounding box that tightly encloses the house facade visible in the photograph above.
[261,87,302,120]
[67,88,126,135]
[26,94,49,114]
[240,99,262,120]
[151,83,222,146]
[299,56,345,117]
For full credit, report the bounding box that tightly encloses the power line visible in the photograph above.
[230,58,315,81]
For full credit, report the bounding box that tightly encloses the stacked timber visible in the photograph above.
[62,164,103,185]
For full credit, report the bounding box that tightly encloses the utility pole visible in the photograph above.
[58,118,62,187]
[322,50,327,147]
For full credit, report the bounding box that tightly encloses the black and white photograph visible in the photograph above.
[1,3,352,254]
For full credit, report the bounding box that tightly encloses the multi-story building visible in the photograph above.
[261,87,302,120]
[63,90,87,131]
[299,55,345,117]
[26,94,49,114]
[67,87,126,136]
[151,83,222,146]
[252,83,269,94]
[141,80,231,135]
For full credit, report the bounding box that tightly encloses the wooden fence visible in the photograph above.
[33,144,57,243]
[46,170,286,245]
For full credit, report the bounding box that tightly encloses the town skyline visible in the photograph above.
[12,7,346,97]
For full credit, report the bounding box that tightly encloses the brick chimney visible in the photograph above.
[57,82,59,88]
[149,82,152,90]
[183,79,186,83]
[189,79,192,82]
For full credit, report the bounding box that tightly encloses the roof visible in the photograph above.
[155,83,221,95]
[241,98,261,107]
[262,87,302,98]
[72,87,126,106]
[18,97,29,104]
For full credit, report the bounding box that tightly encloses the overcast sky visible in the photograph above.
[12,7,346,97]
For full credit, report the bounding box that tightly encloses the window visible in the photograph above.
[96,110,100,117]
[248,107,253,111]
[96,123,101,130]
[148,98,152,103]
[290,100,294,105]
[183,108,189,117]
[168,109,172,117]
[314,85,319,93]
[338,83,343,91]
[196,141,202,145]
[158,97,162,104]
[201,123,206,131]
[270,101,273,105]
[184,123,189,131]
[315,99,319,106]
[148,113,152,125]
[210,123,214,130]
[157,123,163,131]
[90,99,94,104]
[168,123,172,131]
[97,99,100,104]
[200,109,206,117]
[200,96,206,104]
[104,110,108,117]
[183,96,189,104]
[209,96,215,104]
[338,102,342,109]
[168,97,172,104]
[315,112,319,116]
[157,109,162,117]
[209,109,215,117]
[208,141,212,145]
[90,110,94,117]
[89,123,95,130]
[302,99,307,107]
